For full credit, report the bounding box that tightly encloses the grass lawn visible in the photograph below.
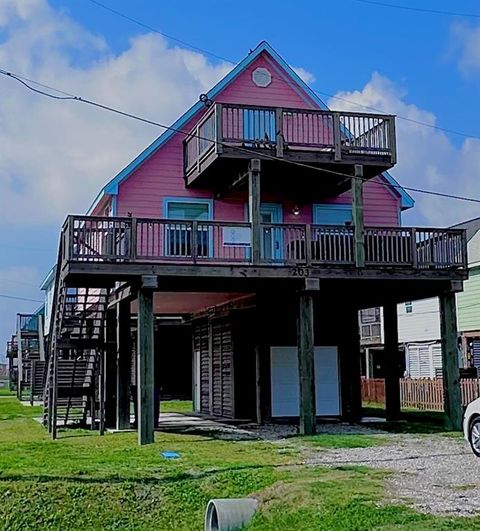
[0,398,479,530]
[0,385,14,396]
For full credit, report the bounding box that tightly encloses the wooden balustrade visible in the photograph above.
[183,103,397,175]
[64,215,467,270]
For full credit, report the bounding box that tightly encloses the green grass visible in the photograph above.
[362,404,461,435]
[297,433,388,448]
[0,397,479,530]
[160,400,193,414]
[0,386,14,396]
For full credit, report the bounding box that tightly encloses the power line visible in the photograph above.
[0,278,40,288]
[84,0,234,64]
[0,293,43,303]
[351,0,480,19]
[81,0,480,141]
[2,66,480,205]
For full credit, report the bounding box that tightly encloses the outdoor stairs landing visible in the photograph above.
[43,276,110,437]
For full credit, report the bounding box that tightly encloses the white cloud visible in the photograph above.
[293,66,316,84]
[0,0,230,227]
[329,73,480,226]
[450,22,480,75]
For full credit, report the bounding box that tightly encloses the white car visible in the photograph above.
[464,398,480,457]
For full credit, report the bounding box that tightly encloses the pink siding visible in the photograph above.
[216,55,315,109]
[328,178,401,227]
[117,52,318,217]
[117,51,400,228]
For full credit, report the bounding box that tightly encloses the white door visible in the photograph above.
[270,346,340,417]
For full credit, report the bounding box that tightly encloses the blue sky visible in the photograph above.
[1,0,480,356]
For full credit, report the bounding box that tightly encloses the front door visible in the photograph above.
[260,204,283,261]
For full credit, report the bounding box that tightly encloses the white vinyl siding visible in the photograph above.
[405,343,442,378]
[397,297,441,343]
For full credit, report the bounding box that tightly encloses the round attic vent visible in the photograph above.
[252,67,271,88]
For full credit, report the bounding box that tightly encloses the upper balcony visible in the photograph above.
[184,103,397,189]
[17,314,39,337]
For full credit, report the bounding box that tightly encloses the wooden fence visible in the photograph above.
[361,377,480,411]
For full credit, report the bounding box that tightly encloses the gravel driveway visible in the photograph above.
[306,433,480,517]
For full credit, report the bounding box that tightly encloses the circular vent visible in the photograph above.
[252,67,271,88]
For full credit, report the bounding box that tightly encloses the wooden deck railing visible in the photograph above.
[17,314,39,334]
[362,377,480,411]
[184,103,397,175]
[63,215,467,270]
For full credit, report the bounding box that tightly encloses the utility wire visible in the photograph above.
[0,293,42,303]
[2,66,480,205]
[351,0,480,19]
[0,278,40,288]
[81,0,480,141]
[85,0,234,63]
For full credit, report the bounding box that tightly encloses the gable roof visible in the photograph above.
[451,216,480,242]
[87,41,413,213]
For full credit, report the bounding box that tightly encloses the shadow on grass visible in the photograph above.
[0,463,287,486]
[362,406,459,434]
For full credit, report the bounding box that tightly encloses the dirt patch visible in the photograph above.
[305,434,480,516]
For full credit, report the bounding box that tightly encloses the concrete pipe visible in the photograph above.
[205,498,259,530]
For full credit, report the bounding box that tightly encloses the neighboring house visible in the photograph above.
[11,309,46,402]
[359,307,386,379]
[40,265,56,336]
[360,217,480,379]
[35,41,468,444]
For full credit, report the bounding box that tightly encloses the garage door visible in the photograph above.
[270,346,340,417]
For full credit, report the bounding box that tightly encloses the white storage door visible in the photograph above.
[270,347,299,417]
[270,346,340,417]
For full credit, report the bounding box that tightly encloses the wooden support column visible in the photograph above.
[352,165,365,268]
[248,159,261,264]
[297,279,319,435]
[341,305,362,421]
[38,315,45,362]
[137,276,157,445]
[384,302,401,421]
[104,309,117,429]
[439,291,462,430]
[16,315,22,400]
[116,300,131,430]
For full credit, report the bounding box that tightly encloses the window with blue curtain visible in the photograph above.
[165,200,211,257]
[313,204,352,226]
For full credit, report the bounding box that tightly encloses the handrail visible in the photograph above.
[63,215,467,271]
[184,102,397,178]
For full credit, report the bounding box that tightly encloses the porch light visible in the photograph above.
[292,205,301,216]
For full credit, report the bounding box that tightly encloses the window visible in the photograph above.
[313,204,353,225]
[164,199,212,257]
[405,301,413,314]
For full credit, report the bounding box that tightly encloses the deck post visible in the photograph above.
[297,279,319,435]
[103,309,117,429]
[16,314,22,400]
[383,302,401,421]
[248,159,261,264]
[116,300,131,430]
[439,291,462,430]
[352,164,365,268]
[137,276,157,445]
[341,305,362,421]
[38,315,45,362]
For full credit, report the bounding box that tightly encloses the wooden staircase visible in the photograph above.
[43,236,110,438]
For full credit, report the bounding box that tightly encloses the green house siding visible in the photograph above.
[457,267,480,332]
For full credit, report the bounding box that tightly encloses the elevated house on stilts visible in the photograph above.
[36,42,466,444]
